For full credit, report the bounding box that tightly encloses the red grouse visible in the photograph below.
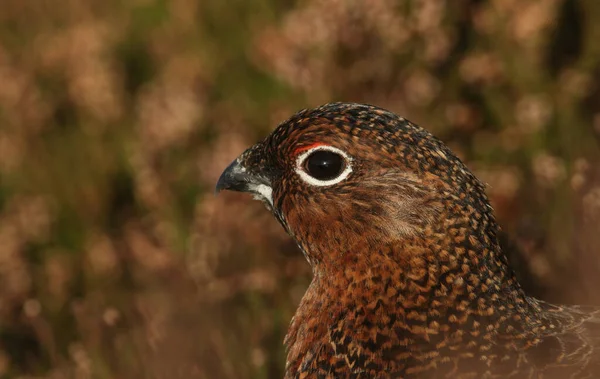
[216,103,600,378]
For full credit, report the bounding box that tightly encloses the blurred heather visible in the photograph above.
[0,0,599,378]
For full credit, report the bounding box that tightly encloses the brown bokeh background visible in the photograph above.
[1,0,600,378]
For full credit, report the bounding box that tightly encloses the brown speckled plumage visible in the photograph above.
[216,103,600,378]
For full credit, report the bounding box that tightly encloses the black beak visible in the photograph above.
[215,154,273,207]
[215,158,253,194]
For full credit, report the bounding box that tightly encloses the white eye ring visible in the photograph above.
[295,145,353,187]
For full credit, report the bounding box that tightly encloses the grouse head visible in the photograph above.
[217,103,503,278]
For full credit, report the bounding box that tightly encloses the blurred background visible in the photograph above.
[1,0,600,377]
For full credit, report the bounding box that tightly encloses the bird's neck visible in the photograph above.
[310,236,544,332]
[285,218,553,374]
[306,214,540,322]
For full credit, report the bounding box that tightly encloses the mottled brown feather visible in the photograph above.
[217,103,600,378]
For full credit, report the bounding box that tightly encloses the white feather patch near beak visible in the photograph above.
[249,183,273,208]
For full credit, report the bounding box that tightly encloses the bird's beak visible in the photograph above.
[215,157,274,207]
[215,158,253,194]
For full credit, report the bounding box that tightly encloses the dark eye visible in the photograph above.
[303,150,345,181]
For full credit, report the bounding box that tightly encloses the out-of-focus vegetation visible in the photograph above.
[0,0,599,377]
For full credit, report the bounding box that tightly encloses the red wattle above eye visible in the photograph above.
[293,142,328,156]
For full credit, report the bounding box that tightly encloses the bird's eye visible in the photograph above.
[304,150,344,180]
[295,145,352,186]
